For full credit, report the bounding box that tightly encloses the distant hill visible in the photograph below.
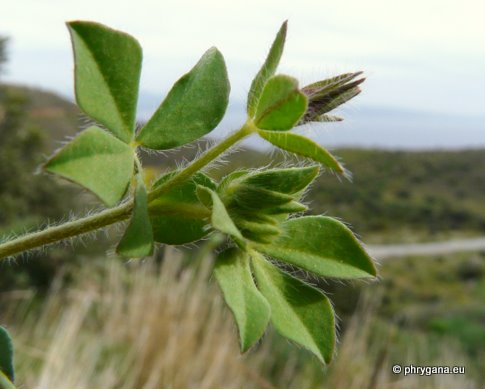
[310,149,485,238]
[138,91,485,150]
[3,84,80,152]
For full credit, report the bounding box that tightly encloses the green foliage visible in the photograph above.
[197,186,245,246]
[149,172,215,244]
[253,75,307,131]
[68,21,142,143]
[216,167,316,244]
[44,126,134,206]
[251,253,335,363]
[0,78,91,294]
[214,248,270,352]
[0,327,14,382]
[377,252,485,357]
[310,149,485,235]
[237,166,319,194]
[136,48,230,150]
[258,130,345,173]
[117,176,153,257]
[0,36,8,75]
[0,87,70,227]
[256,216,376,279]
[1,20,373,366]
[247,21,287,117]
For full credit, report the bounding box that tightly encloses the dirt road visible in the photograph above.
[367,237,485,259]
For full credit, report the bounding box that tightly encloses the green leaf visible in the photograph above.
[254,75,307,131]
[0,327,14,382]
[247,21,287,117]
[233,218,281,244]
[259,130,346,174]
[214,248,270,352]
[217,170,250,195]
[136,48,230,150]
[256,216,377,279]
[67,21,142,143]
[44,126,134,206]
[117,176,153,258]
[149,172,215,245]
[196,186,244,244]
[228,186,294,211]
[239,166,319,194]
[218,168,317,212]
[234,219,281,237]
[251,253,335,364]
[264,200,307,215]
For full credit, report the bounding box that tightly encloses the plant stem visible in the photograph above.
[0,122,256,259]
[148,121,255,201]
[0,203,132,259]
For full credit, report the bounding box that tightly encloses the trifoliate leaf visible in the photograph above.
[44,126,134,206]
[67,21,142,143]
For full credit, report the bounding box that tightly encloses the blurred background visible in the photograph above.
[0,1,484,388]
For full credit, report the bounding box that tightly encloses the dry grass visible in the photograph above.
[1,249,480,389]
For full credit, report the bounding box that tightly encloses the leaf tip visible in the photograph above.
[280,19,288,33]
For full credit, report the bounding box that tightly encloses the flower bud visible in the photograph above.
[299,72,365,124]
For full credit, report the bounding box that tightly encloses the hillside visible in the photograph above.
[311,149,485,239]
[2,84,80,151]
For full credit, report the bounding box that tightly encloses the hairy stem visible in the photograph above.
[0,204,132,259]
[148,121,255,201]
[0,122,256,259]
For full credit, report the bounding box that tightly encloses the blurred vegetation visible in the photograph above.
[2,255,480,388]
[142,144,485,242]
[311,149,485,239]
[0,38,102,291]
[1,36,484,384]
[379,252,485,357]
[319,251,485,366]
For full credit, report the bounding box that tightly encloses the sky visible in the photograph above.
[1,0,484,148]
